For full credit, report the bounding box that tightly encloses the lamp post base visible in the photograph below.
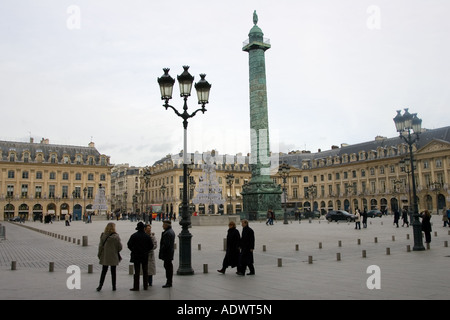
[177,229,194,275]
[412,215,425,251]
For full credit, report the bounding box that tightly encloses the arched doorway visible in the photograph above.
[425,195,433,211]
[47,203,56,220]
[4,204,14,220]
[73,204,82,220]
[33,204,43,221]
[380,198,388,212]
[437,194,446,213]
[390,198,399,212]
[370,199,378,210]
[60,203,69,220]
[18,203,29,221]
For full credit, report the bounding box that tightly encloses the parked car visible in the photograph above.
[9,216,21,222]
[325,210,357,222]
[301,210,321,219]
[366,209,382,218]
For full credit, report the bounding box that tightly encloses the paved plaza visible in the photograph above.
[0,216,449,300]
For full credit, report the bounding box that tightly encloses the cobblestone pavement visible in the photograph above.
[1,216,449,300]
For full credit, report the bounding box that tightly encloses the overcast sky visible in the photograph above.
[1,0,449,166]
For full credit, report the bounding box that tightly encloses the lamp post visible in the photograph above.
[393,108,425,251]
[278,163,290,224]
[158,66,211,275]
[226,173,235,214]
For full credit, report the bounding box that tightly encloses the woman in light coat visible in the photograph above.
[145,224,158,286]
[97,222,122,291]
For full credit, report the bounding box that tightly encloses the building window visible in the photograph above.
[436,159,442,168]
[36,171,43,179]
[21,184,28,198]
[88,187,94,199]
[7,185,14,197]
[22,171,29,179]
[62,172,69,180]
[8,170,14,178]
[88,173,94,180]
[100,174,106,181]
[75,173,82,180]
[50,172,56,180]
[49,185,55,198]
[51,154,57,164]
[62,186,69,198]
[35,186,42,199]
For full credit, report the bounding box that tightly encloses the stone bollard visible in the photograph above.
[49,262,54,272]
[278,258,282,267]
[319,242,322,249]
[374,237,378,243]
[392,236,395,241]
[338,240,342,247]
[203,264,208,273]
[295,244,299,251]
[11,261,17,270]
[198,244,201,251]
[444,241,448,247]
[434,231,437,237]
[263,245,266,252]
[357,239,361,245]
[362,250,367,258]
[386,248,390,255]
[336,253,341,261]
[174,243,177,250]
[88,264,93,274]
[223,238,227,251]
[77,239,81,245]
[407,245,411,252]
[308,256,313,264]
[82,236,88,247]
[407,234,410,240]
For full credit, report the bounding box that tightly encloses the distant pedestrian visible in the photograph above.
[144,224,158,287]
[127,222,154,291]
[362,208,368,228]
[442,207,449,227]
[393,209,400,228]
[402,208,409,227]
[96,222,123,291]
[65,214,70,226]
[354,209,361,230]
[159,220,175,288]
[237,219,255,276]
[420,210,432,244]
[265,209,274,226]
[447,208,450,227]
[217,221,240,274]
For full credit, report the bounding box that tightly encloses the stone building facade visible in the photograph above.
[0,138,112,221]
[140,126,450,218]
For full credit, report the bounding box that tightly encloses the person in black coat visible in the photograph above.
[159,220,175,288]
[420,210,432,244]
[217,220,241,274]
[127,222,154,291]
[237,219,255,276]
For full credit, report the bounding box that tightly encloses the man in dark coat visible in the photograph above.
[159,220,175,288]
[127,222,154,291]
[237,219,255,276]
[217,220,240,274]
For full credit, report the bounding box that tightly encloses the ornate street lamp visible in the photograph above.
[158,66,211,275]
[393,108,424,251]
[226,173,235,214]
[278,163,291,224]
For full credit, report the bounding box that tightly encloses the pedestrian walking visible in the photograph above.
[362,208,368,228]
[442,207,449,227]
[237,219,255,276]
[144,224,158,287]
[217,220,240,274]
[420,210,432,244]
[96,222,123,291]
[354,209,361,230]
[402,208,409,227]
[127,221,154,291]
[393,209,400,228]
[159,220,175,288]
[65,213,70,226]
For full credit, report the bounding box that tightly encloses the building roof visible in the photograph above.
[0,138,108,164]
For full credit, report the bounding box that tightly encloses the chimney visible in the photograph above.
[88,141,95,148]
[40,138,49,144]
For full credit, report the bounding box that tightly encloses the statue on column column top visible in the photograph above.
[253,10,258,25]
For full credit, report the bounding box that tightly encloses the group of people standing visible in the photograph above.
[217,219,255,276]
[96,218,256,291]
[96,219,175,291]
